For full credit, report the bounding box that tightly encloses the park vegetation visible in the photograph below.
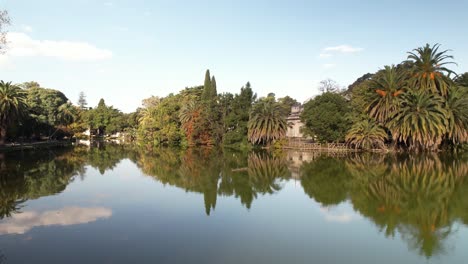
[1,44,466,152]
[0,7,466,152]
[0,9,467,151]
[346,44,467,151]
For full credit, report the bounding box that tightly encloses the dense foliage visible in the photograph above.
[347,44,468,151]
[301,92,352,142]
[0,42,466,151]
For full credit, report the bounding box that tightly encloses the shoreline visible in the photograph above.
[0,141,73,153]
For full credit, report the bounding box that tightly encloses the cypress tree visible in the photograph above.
[211,76,217,98]
[78,91,88,110]
[202,69,212,101]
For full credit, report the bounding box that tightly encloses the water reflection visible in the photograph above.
[0,206,112,235]
[136,149,290,214]
[346,154,468,257]
[0,144,467,259]
[299,152,468,258]
[0,148,85,219]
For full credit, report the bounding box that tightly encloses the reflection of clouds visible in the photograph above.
[88,193,112,204]
[0,207,112,234]
[320,205,360,223]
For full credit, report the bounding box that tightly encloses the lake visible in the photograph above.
[0,143,467,264]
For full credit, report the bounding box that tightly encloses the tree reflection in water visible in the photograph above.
[300,152,468,258]
[135,148,290,213]
[0,144,467,259]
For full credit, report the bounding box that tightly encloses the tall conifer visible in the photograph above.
[202,69,212,101]
[211,76,217,98]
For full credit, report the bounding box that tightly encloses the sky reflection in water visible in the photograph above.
[0,144,467,264]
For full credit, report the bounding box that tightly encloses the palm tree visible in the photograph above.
[367,65,407,125]
[0,81,28,145]
[346,119,388,150]
[247,99,287,146]
[407,44,456,97]
[445,86,468,144]
[179,100,202,145]
[48,101,78,139]
[57,102,77,126]
[388,90,448,151]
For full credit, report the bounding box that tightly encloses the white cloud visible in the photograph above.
[320,206,359,223]
[2,32,113,61]
[21,25,33,33]
[115,26,129,32]
[0,55,13,69]
[323,44,363,53]
[323,63,336,69]
[319,44,363,59]
[319,53,332,58]
[0,207,112,234]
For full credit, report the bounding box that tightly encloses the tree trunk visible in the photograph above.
[0,124,7,146]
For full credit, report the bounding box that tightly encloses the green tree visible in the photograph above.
[202,69,214,101]
[86,99,124,135]
[277,96,298,116]
[211,76,217,98]
[301,92,352,142]
[248,96,287,146]
[25,86,70,137]
[346,119,387,150]
[367,65,407,125]
[77,91,88,110]
[138,94,184,146]
[179,100,203,146]
[445,86,468,145]
[455,72,468,87]
[407,43,456,97]
[223,82,255,147]
[193,70,221,145]
[388,90,448,151]
[18,81,40,89]
[347,73,374,94]
[0,81,28,145]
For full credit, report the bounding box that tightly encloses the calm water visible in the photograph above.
[0,144,467,264]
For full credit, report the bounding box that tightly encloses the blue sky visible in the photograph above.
[1,0,467,112]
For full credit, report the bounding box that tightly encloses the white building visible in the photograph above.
[286,104,305,138]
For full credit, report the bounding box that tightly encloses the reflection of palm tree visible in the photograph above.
[0,147,88,218]
[0,196,25,219]
[137,148,290,212]
[348,154,468,258]
[247,153,290,194]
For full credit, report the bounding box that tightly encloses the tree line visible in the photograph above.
[0,80,139,145]
[0,10,467,151]
[1,44,467,151]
